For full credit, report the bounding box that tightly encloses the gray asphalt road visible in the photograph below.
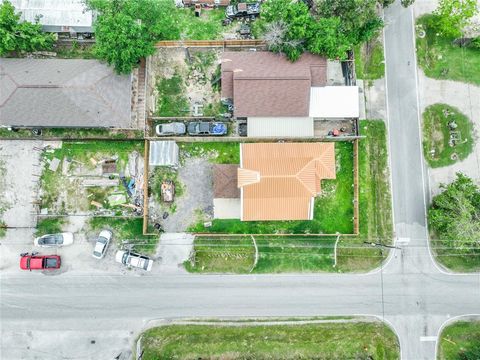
[2,269,479,359]
[1,2,479,360]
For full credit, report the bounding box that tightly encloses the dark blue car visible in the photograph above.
[187,121,228,136]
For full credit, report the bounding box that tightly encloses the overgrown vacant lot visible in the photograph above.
[438,320,480,360]
[422,104,474,168]
[416,15,480,85]
[139,321,400,360]
[40,141,144,215]
[189,141,355,235]
[186,121,393,273]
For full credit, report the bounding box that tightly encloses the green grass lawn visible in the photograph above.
[186,121,393,273]
[176,8,233,40]
[431,238,480,273]
[189,141,354,235]
[139,321,400,360]
[416,15,480,85]
[156,70,190,117]
[35,217,67,237]
[422,104,474,168]
[179,142,240,164]
[438,320,480,360]
[88,217,158,254]
[354,38,385,81]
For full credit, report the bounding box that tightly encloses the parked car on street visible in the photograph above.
[34,233,74,247]
[115,250,153,271]
[187,121,227,136]
[155,122,186,136]
[92,230,112,259]
[20,254,61,270]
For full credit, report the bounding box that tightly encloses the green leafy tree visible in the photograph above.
[400,0,415,7]
[0,0,54,55]
[428,173,480,251]
[433,0,478,38]
[88,0,179,74]
[307,17,351,59]
[261,0,311,60]
[315,0,383,45]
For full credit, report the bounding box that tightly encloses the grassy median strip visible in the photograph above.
[139,321,400,360]
[438,320,480,360]
[422,104,474,168]
[416,14,480,85]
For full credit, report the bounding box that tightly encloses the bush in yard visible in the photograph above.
[0,0,55,55]
[428,173,480,252]
[87,0,179,74]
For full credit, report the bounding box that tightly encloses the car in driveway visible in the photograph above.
[92,230,112,259]
[155,122,186,136]
[187,121,227,136]
[34,233,74,247]
[115,250,153,271]
[20,254,61,271]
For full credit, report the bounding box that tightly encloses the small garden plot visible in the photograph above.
[422,104,474,168]
[39,141,145,216]
[189,141,355,235]
[148,48,225,119]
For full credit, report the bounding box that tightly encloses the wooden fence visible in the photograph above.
[156,39,266,48]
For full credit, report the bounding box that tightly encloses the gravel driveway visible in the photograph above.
[162,157,213,232]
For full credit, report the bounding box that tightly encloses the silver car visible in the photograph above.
[115,250,153,271]
[92,230,112,259]
[155,122,186,136]
[34,232,74,247]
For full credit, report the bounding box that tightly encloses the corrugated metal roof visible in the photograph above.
[149,141,179,167]
[247,117,314,138]
[309,86,360,118]
[10,0,94,30]
[239,142,336,221]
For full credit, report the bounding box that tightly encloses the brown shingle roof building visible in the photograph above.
[238,142,336,221]
[213,164,240,198]
[221,52,327,117]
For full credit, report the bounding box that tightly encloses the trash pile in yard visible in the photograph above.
[39,143,145,216]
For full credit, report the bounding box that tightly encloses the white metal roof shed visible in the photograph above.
[149,141,179,167]
[309,86,360,118]
[247,117,314,138]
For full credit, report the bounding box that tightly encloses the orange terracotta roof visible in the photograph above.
[239,142,336,221]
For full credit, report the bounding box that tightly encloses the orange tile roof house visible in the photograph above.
[221,51,359,138]
[238,142,336,221]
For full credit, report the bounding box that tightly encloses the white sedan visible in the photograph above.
[115,250,153,271]
[92,230,112,260]
[34,233,74,247]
